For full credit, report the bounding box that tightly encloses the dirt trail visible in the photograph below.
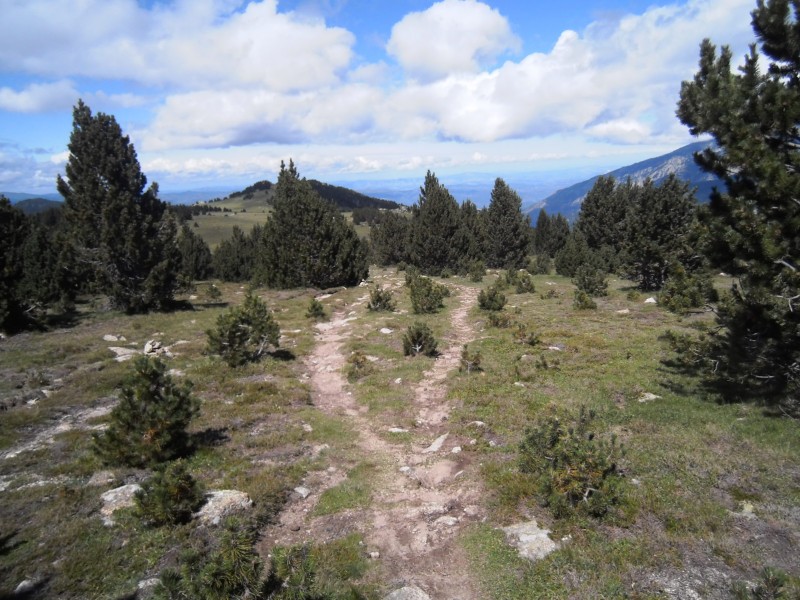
[259,284,483,599]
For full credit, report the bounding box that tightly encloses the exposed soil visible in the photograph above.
[257,284,482,599]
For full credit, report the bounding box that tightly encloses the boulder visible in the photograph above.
[100,483,142,526]
[383,586,431,600]
[502,519,559,561]
[195,490,253,525]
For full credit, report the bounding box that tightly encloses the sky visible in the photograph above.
[0,0,758,195]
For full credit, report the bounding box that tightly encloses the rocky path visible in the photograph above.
[258,284,483,599]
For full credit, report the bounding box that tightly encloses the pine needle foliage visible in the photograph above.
[207,292,280,367]
[403,322,438,357]
[93,356,200,468]
[135,460,205,527]
[367,286,396,312]
[478,285,507,311]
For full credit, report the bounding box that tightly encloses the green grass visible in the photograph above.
[313,462,376,517]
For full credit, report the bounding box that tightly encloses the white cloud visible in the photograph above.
[0,0,355,92]
[0,80,77,112]
[387,0,520,80]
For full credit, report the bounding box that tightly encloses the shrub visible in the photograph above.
[540,289,559,300]
[573,264,608,297]
[731,567,795,600]
[487,311,512,328]
[207,292,280,367]
[460,344,482,373]
[514,322,540,346]
[530,255,552,275]
[514,271,535,294]
[626,289,641,302]
[403,322,438,357]
[135,460,205,526]
[519,406,625,519]
[468,260,486,282]
[345,350,372,382]
[573,290,597,310]
[367,286,396,312]
[408,275,447,314]
[205,283,222,302]
[659,264,717,314]
[305,297,326,320]
[440,268,452,279]
[478,285,507,311]
[93,356,200,468]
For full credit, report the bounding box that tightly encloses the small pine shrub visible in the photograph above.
[626,289,641,302]
[367,286,396,312]
[205,283,222,302]
[396,261,407,272]
[403,322,438,357]
[206,292,280,367]
[478,285,507,311]
[460,344,482,373]
[93,356,200,468]
[573,290,597,310]
[659,264,717,314]
[408,276,446,314]
[530,255,552,275]
[731,567,794,600]
[440,268,452,279]
[468,260,486,282]
[540,288,559,300]
[573,264,608,297]
[345,350,372,382]
[514,322,540,346]
[519,405,625,519]
[305,297,326,320]
[135,460,205,526]
[515,271,535,294]
[487,311,512,328]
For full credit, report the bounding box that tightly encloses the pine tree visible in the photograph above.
[177,224,213,281]
[452,199,487,272]
[547,214,571,258]
[555,229,597,278]
[258,160,368,288]
[485,178,531,269]
[533,209,551,257]
[407,171,462,275]
[57,100,180,313]
[213,225,258,282]
[369,212,410,266]
[576,175,627,271]
[675,0,800,411]
[0,197,30,333]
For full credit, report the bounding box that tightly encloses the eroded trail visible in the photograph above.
[258,284,482,599]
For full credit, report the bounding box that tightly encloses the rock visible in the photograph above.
[294,486,311,499]
[502,519,559,561]
[644,297,657,304]
[108,346,138,362]
[87,470,116,487]
[637,392,662,403]
[547,344,564,351]
[394,378,403,384]
[435,515,459,526]
[369,551,380,559]
[422,433,449,454]
[138,578,161,590]
[399,466,412,474]
[383,585,432,600]
[468,420,487,428]
[100,483,142,526]
[616,308,630,314]
[380,328,394,334]
[15,579,37,594]
[514,381,525,387]
[103,334,126,342]
[302,423,313,433]
[144,339,162,354]
[451,446,462,454]
[195,490,253,525]
[388,427,408,433]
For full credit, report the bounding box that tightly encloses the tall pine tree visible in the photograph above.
[676,0,800,411]
[407,171,462,275]
[485,178,531,269]
[57,100,180,313]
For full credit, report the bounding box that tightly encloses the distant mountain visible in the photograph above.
[529,141,721,221]
[3,191,62,203]
[14,197,63,215]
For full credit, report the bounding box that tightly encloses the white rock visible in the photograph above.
[100,484,142,526]
[616,308,631,314]
[195,490,253,525]
[422,433,449,454]
[547,345,564,351]
[637,392,662,403]
[502,519,560,561]
[399,466,412,474]
[103,334,126,342]
[87,470,116,487]
[383,585,432,600]
[15,580,37,594]
[380,328,394,334]
[468,421,487,428]
[394,378,403,384]
[108,346,138,362]
[644,297,657,304]
[514,382,525,387]
[435,515,459,527]
[294,486,311,499]
[451,446,462,454]
[388,427,408,433]
[302,423,313,433]
[144,339,162,354]
[138,578,161,590]
[369,551,380,559]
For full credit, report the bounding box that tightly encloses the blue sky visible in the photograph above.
[0,0,756,193]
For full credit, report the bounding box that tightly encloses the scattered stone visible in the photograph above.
[383,585,432,600]
[451,446,462,454]
[316,293,333,300]
[463,505,481,517]
[380,328,394,334]
[730,500,757,519]
[294,486,311,499]
[15,579,37,594]
[100,483,142,526]
[502,519,559,561]
[514,381,525,387]
[631,478,641,486]
[138,578,161,591]
[468,420,486,428]
[369,551,380,559]
[637,392,662,403]
[644,297,657,304]
[388,427,409,433]
[422,433,449,454]
[103,334,126,342]
[302,423,313,433]
[469,438,477,445]
[616,308,630,314]
[394,378,403,384]
[144,339,163,355]
[547,344,564,351]
[87,470,116,487]
[435,516,459,527]
[195,490,253,525]
[108,346,139,362]
[168,369,185,377]
[399,466,412,474]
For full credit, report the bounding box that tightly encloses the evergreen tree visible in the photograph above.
[485,178,531,269]
[0,197,30,333]
[675,0,800,410]
[258,160,368,288]
[620,176,697,291]
[177,224,213,281]
[555,229,598,278]
[452,199,487,272]
[533,209,551,257]
[575,175,627,271]
[369,212,410,266]
[213,225,257,282]
[407,171,461,275]
[547,214,571,258]
[57,100,180,313]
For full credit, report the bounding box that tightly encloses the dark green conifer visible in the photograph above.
[407,171,461,275]
[486,178,531,269]
[177,224,213,281]
[0,197,29,332]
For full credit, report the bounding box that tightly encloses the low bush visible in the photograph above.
[659,264,717,314]
[305,297,327,320]
[136,460,205,526]
[93,356,200,468]
[367,286,396,312]
[345,350,372,382]
[519,405,625,519]
[530,255,552,275]
[206,292,280,367]
[478,285,507,311]
[573,264,608,297]
[460,344,482,373]
[403,322,438,357]
[408,275,447,314]
[487,311,512,328]
[573,290,597,310]
[514,271,535,294]
[205,283,222,302]
[468,260,486,283]
[514,322,540,346]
